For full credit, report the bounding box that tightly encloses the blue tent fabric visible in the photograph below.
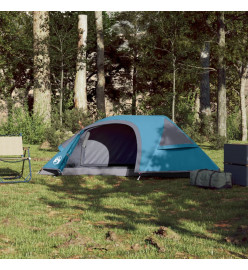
[40,115,219,176]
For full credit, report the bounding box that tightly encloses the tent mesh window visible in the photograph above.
[159,119,194,147]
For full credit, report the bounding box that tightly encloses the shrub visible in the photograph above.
[183,122,205,144]
[63,109,93,133]
[227,109,241,140]
[44,127,74,150]
[209,134,228,150]
[0,107,47,144]
[43,108,94,149]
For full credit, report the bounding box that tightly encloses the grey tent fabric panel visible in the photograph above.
[83,140,110,165]
[65,133,87,168]
[160,119,194,146]
[62,166,137,176]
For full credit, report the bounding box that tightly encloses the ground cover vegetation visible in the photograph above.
[0,144,248,259]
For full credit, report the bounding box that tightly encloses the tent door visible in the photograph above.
[79,124,137,167]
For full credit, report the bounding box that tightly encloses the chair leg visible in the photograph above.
[0,148,32,184]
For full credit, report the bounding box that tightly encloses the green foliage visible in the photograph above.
[44,108,94,149]
[44,128,73,150]
[0,12,33,102]
[182,122,205,144]
[227,108,242,140]
[63,109,93,133]
[209,134,229,150]
[0,107,46,144]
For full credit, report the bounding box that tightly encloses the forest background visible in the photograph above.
[0,10,248,149]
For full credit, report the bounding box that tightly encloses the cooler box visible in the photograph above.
[224,144,248,186]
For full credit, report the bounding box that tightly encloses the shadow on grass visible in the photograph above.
[38,174,248,249]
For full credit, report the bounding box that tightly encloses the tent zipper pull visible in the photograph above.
[137,173,141,181]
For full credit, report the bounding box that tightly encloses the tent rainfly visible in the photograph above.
[39,115,219,177]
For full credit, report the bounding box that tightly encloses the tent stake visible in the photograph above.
[137,173,141,181]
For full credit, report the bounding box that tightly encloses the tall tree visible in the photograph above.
[74,14,88,112]
[0,12,33,115]
[217,11,227,137]
[95,11,106,116]
[240,65,248,140]
[200,41,211,116]
[110,12,143,115]
[33,11,51,124]
[140,12,196,122]
[226,11,248,141]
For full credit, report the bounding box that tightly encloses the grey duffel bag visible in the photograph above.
[190,169,232,189]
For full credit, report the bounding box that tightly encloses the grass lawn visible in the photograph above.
[0,142,248,259]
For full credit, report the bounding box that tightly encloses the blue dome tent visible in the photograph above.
[39,115,219,177]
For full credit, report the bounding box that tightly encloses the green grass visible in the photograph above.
[0,142,248,258]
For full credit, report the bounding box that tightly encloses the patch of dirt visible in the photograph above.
[0,247,15,254]
[87,246,108,252]
[59,235,91,248]
[224,225,248,245]
[145,236,165,252]
[105,231,118,241]
[39,141,52,150]
[175,251,198,259]
[0,234,12,243]
[131,243,141,251]
[214,221,232,230]
[154,226,181,240]
[49,221,79,239]
[1,217,26,228]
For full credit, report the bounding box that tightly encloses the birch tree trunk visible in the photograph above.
[74,15,88,112]
[33,11,51,124]
[95,11,106,116]
[200,41,211,116]
[240,66,248,141]
[217,12,227,137]
[195,91,200,122]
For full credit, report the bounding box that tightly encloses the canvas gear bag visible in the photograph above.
[190,169,232,189]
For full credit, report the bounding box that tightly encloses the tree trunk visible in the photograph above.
[95,11,106,117]
[195,91,200,122]
[240,66,248,141]
[172,56,176,122]
[33,11,51,124]
[217,12,227,137]
[200,41,211,116]
[131,60,137,115]
[60,63,64,125]
[74,15,88,112]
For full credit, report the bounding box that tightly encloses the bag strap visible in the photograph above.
[209,171,217,188]
[194,169,205,185]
